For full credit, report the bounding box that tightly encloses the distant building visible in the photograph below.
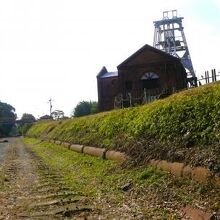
[97,44,187,112]
[39,115,53,120]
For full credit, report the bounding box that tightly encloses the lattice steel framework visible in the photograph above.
[153,10,196,85]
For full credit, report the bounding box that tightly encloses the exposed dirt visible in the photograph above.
[0,139,8,166]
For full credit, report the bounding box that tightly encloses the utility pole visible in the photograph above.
[48,98,53,116]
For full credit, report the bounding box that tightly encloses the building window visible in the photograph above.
[141,72,159,90]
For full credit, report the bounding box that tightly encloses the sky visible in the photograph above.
[0,0,219,118]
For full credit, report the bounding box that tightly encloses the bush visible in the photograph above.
[0,102,16,137]
[17,113,36,135]
[72,101,98,117]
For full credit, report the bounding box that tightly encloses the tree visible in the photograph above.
[72,101,98,117]
[17,113,36,135]
[20,113,36,123]
[0,102,16,137]
[51,110,64,120]
[90,101,98,114]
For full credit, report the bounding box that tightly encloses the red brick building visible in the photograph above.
[97,44,187,112]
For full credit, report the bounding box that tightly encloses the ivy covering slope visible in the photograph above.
[27,82,220,169]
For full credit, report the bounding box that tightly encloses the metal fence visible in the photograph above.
[114,88,172,109]
[198,68,220,86]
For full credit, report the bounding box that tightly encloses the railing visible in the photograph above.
[114,88,172,109]
[198,68,220,86]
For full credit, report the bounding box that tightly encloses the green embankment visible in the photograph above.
[27,83,220,169]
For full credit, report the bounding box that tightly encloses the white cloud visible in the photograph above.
[214,0,220,7]
[0,0,219,118]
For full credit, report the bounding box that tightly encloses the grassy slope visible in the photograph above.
[24,137,220,218]
[27,83,220,169]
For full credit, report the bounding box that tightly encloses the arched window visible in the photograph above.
[141,72,159,90]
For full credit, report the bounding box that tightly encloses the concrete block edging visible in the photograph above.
[150,159,220,186]
[43,138,220,186]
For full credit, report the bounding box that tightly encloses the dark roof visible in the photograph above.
[97,66,118,79]
[117,44,180,68]
[100,71,118,78]
[97,66,108,78]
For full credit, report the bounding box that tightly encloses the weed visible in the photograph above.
[138,167,166,185]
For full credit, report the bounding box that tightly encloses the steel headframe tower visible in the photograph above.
[153,10,197,87]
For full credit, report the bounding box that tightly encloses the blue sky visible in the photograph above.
[0,0,219,118]
[189,0,220,26]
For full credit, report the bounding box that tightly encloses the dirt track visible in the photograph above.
[0,138,98,219]
[0,140,8,166]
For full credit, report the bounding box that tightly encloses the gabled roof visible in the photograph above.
[97,66,108,78]
[100,71,118,78]
[97,66,118,79]
[117,44,180,69]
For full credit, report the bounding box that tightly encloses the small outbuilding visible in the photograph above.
[97,44,187,112]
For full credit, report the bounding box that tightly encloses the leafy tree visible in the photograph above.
[73,101,98,117]
[21,113,36,123]
[90,101,98,114]
[0,102,16,137]
[51,110,64,120]
[17,113,36,135]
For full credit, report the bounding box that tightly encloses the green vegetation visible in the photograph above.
[28,120,59,138]
[138,167,165,184]
[24,138,220,216]
[51,110,65,120]
[72,101,98,117]
[17,113,36,135]
[27,83,220,167]
[0,101,16,137]
[24,137,166,197]
[0,170,9,192]
[0,174,9,185]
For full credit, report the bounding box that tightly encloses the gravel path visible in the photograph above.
[0,139,9,166]
[0,138,97,219]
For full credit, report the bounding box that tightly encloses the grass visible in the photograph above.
[24,137,220,216]
[24,138,166,198]
[0,174,9,191]
[137,167,166,185]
